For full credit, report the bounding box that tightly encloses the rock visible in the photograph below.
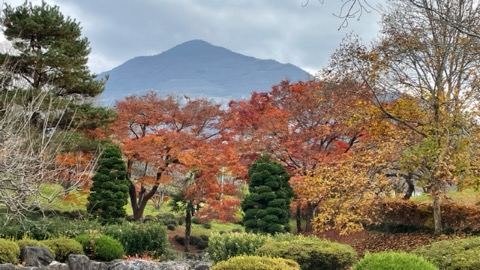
[48,261,69,270]
[89,261,108,270]
[0,264,16,270]
[20,246,54,267]
[108,260,193,270]
[194,264,211,270]
[67,254,90,270]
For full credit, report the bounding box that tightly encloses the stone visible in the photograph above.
[48,261,69,270]
[0,264,16,270]
[20,246,54,267]
[108,260,193,270]
[67,255,90,270]
[89,261,108,270]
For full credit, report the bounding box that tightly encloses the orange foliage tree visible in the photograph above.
[225,80,374,231]
[111,92,242,222]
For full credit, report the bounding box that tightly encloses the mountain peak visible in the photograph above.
[98,40,311,105]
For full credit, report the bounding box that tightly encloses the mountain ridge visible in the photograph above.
[97,39,312,104]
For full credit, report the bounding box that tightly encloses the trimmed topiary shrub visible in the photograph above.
[208,232,270,263]
[43,237,83,262]
[0,239,20,264]
[413,237,480,270]
[256,237,357,270]
[241,155,294,234]
[210,255,300,270]
[87,145,130,224]
[353,251,438,270]
[75,233,124,261]
[102,222,167,257]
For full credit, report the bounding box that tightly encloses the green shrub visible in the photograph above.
[211,255,300,270]
[413,237,480,270]
[157,213,178,227]
[173,235,208,250]
[202,222,212,229]
[256,237,357,270]
[353,251,438,270]
[0,239,20,264]
[0,217,103,240]
[102,222,167,257]
[16,238,54,255]
[42,237,83,262]
[75,233,124,261]
[208,232,270,263]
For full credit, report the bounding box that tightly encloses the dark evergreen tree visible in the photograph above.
[0,1,111,151]
[241,155,294,234]
[87,146,129,223]
[0,1,104,96]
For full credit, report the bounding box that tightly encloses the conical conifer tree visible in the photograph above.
[87,146,129,223]
[242,155,294,234]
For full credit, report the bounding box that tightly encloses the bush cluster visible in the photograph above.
[210,255,300,270]
[209,232,356,269]
[0,239,20,264]
[208,232,270,263]
[353,251,438,270]
[256,236,357,270]
[413,237,480,270]
[372,199,480,233]
[43,237,84,262]
[0,217,103,240]
[102,222,167,257]
[16,238,54,255]
[174,234,209,250]
[156,213,178,230]
[75,233,124,261]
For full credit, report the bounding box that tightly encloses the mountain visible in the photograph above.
[97,39,311,104]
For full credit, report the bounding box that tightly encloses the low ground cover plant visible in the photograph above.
[256,235,357,270]
[0,239,20,264]
[413,237,480,270]
[210,255,300,270]
[43,237,84,262]
[353,251,438,270]
[75,233,124,261]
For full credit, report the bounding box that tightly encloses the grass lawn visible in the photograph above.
[411,188,480,206]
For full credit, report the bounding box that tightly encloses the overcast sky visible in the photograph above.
[2,0,383,75]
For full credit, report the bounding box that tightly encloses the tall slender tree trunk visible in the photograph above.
[403,173,415,200]
[184,201,194,252]
[305,202,315,232]
[296,202,302,233]
[433,191,443,235]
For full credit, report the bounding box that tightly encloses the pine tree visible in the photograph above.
[0,0,104,96]
[241,155,294,234]
[87,146,129,223]
[0,1,112,151]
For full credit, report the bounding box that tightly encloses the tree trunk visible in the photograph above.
[184,201,193,252]
[296,202,302,233]
[433,192,443,235]
[403,173,415,200]
[129,182,159,221]
[305,202,315,232]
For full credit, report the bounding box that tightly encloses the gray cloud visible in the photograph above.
[4,0,382,74]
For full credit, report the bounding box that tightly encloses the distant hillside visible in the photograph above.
[97,39,311,104]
